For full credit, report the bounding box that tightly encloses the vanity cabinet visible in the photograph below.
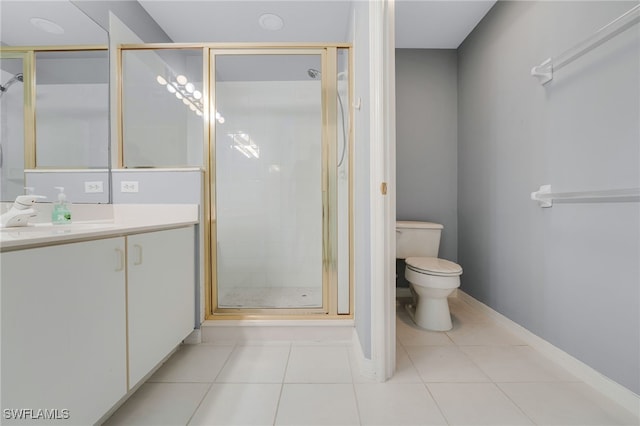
[1,225,196,424]
[1,237,128,425]
[127,226,195,387]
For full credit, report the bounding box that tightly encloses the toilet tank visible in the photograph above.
[396,221,443,259]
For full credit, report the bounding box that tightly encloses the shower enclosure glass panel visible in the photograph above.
[336,47,350,314]
[215,53,324,310]
[121,49,204,167]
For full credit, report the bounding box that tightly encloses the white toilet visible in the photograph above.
[396,221,463,331]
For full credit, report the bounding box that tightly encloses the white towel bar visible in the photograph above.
[531,4,640,85]
[531,185,640,208]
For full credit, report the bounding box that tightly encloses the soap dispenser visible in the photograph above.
[52,187,72,224]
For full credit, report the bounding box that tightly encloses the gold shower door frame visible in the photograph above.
[208,46,347,319]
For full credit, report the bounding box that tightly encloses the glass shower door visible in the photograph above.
[213,51,327,311]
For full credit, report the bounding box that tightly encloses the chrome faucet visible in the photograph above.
[0,195,46,228]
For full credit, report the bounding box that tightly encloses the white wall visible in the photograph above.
[458,1,639,394]
[351,0,372,359]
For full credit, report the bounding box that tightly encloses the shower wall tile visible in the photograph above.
[216,81,323,290]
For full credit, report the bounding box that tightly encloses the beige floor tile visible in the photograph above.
[189,383,281,426]
[275,384,359,426]
[106,306,637,426]
[148,345,233,383]
[461,345,579,382]
[406,346,490,382]
[446,321,526,346]
[285,345,352,383]
[396,309,456,346]
[428,382,534,425]
[355,383,447,425]
[388,344,424,383]
[215,345,290,383]
[103,383,209,426]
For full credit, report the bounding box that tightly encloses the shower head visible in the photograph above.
[0,73,24,95]
[307,68,347,80]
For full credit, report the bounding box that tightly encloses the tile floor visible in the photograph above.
[104,297,639,426]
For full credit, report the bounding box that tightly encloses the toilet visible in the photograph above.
[396,221,463,331]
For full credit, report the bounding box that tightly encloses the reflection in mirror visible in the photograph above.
[35,50,109,168]
[0,56,26,201]
[0,0,109,203]
[121,49,203,168]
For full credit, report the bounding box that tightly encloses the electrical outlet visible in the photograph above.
[120,181,139,193]
[84,181,104,193]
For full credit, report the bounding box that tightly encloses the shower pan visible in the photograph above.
[210,46,351,317]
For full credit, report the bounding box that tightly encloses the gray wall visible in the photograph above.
[458,1,639,394]
[396,49,458,262]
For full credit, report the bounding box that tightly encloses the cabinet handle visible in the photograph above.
[133,244,143,265]
[115,248,124,272]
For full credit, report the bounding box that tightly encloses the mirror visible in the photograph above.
[0,0,109,203]
[35,50,109,169]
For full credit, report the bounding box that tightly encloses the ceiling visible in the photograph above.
[139,0,497,48]
[396,1,496,48]
[1,0,496,49]
[0,1,107,46]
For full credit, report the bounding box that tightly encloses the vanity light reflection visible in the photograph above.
[155,74,223,123]
[229,132,259,159]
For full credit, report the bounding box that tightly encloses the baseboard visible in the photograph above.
[457,291,640,417]
[352,329,377,381]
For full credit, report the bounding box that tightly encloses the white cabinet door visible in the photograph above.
[127,226,195,387]
[1,237,127,425]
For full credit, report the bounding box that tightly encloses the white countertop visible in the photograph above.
[0,204,199,252]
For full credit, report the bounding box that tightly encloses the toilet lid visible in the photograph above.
[405,257,462,277]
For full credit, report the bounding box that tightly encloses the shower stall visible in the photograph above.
[118,44,351,318]
[211,47,351,317]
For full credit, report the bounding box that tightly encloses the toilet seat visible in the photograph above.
[405,257,462,277]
